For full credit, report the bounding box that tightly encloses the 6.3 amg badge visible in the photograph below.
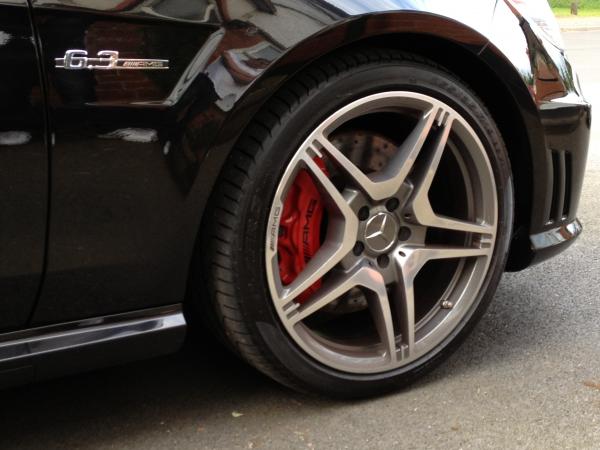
[55,50,169,70]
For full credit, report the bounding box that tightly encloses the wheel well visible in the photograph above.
[353,34,533,268]
[189,32,534,312]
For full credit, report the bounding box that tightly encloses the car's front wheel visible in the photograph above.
[200,48,513,397]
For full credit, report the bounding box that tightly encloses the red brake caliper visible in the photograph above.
[278,158,328,303]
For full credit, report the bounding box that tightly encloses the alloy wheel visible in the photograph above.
[265,91,498,374]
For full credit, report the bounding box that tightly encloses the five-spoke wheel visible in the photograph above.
[266,92,498,373]
[201,49,512,397]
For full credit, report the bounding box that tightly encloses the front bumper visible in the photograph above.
[529,218,582,265]
[508,44,591,270]
[492,2,591,270]
[507,93,590,271]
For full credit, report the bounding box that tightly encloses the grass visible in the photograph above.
[550,0,600,16]
[553,7,600,16]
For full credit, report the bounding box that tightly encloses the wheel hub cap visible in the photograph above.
[364,212,399,254]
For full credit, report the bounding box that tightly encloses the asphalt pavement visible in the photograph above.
[1,31,599,450]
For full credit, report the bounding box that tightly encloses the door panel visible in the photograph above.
[0,1,47,331]
[28,0,342,325]
[29,1,221,324]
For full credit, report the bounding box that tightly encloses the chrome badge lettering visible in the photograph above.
[269,206,281,252]
[55,50,169,70]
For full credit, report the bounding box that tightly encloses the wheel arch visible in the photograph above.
[188,12,539,311]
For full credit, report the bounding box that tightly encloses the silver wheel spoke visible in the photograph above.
[411,111,454,202]
[286,267,365,324]
[367,285,398,363]
[415,211,495,235]
[399,245,491,276]
[278,154,359,305]
[392,244,491,358]
[288,265,398,362]
[314,136,380,198]
[315,105,441,201]
[391,259,416,358]
[408,112,495,237]
[411,113,494,234]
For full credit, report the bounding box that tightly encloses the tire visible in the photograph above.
[199,48,513,398]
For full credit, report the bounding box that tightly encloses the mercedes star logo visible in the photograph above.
[364,212,399,253]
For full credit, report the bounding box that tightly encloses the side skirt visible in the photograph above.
[0,304,186,388]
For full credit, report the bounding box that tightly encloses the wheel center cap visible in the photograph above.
[364,212,399,253]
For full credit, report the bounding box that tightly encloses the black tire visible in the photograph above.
[198,48,513,398]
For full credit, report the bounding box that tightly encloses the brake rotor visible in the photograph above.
[330,130,397,174]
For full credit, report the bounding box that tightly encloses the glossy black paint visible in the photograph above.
[29,4,219,326]
[0,0,590,382]
[26,0,504,326]
[0,1,47,331]
[491,0,590,269]
[0,304,185,388]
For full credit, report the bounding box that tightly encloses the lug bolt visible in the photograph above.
[398,226,412,241]
[358,206,370,221]
[441,300,454,309]
[377,254,390,268]
[353,241,365,256]
[386,198,400,212]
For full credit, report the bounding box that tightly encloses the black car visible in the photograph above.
[0,0,590,397]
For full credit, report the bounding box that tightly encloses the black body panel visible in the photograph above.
[29,4,219,325]
[0,0,589,385]
[0,1,47,331]
[0,304,185,388]
[26,0,501,325]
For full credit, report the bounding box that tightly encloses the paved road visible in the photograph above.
[558,16,600,31]
[1,32,599,450]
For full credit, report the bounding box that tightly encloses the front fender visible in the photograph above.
[193,9,503,219]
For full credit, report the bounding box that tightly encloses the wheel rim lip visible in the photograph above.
[264,91,498,374]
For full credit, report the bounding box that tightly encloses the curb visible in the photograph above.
[561,26,600,31]
[557,16,600,31]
